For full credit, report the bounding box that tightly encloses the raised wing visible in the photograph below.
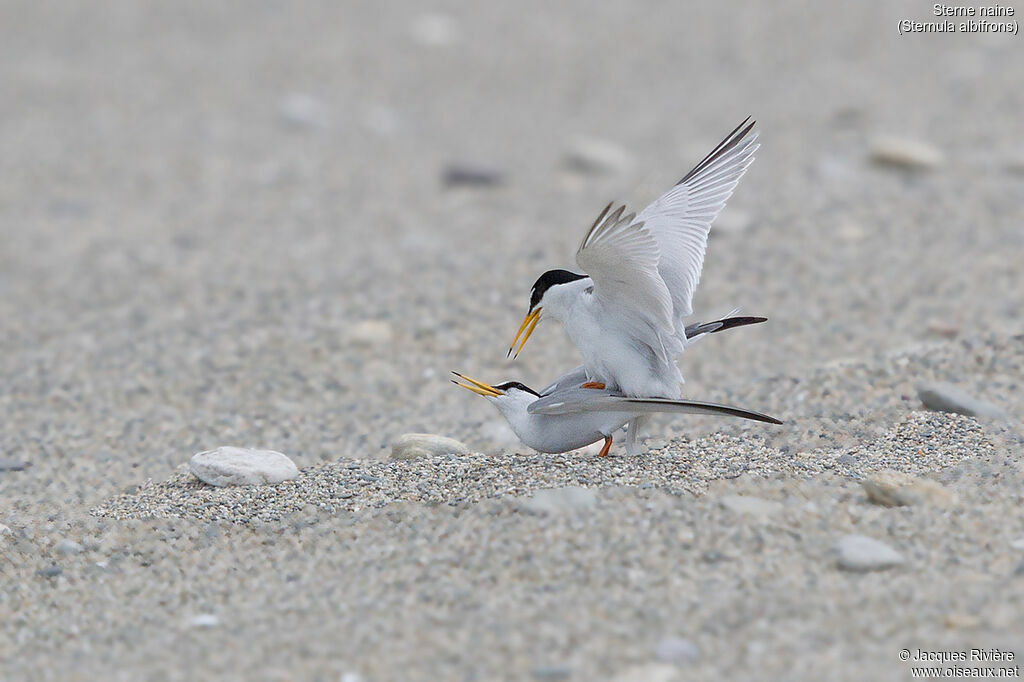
[527,388,782,424]
[539,366,588,396]
[575,203,676,351]
[636,118,759,329]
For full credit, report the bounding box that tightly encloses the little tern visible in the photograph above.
[507,117,760,400]
[451,369,781,457]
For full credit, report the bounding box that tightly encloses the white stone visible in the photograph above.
[654,636,700,664]
[834,534,905,572]
[612,663,678,682]
[719,495,783,518]
[279,93,329,130]
[189,447,299,487]
[55,539,84,555]
[565,136,633,174]
[391,434,469,460]
[870,136,944,170]
[1010,538,1024,551]
[348,320,394,346]
[187,614,219,628]
[862,470,952,508]
[521,487,597,515]
[410,14,459,47]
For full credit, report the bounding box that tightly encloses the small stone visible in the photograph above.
[565,136,633,174]
[719,495,783,518]
[391,434,469,460]
[188,614,219,628]
[189,447,299,487]
[870,136,944,170]
[834,534,905,572]
[0,459,30,471]
[36,565,63,578]
[862,470,952,508]
[917,382,1008,419]
[713,208,753,235]
[926,320,960,338]
[0,524,11,537]
[1010,538,1024,551]
[521,487,597,515]
[612,663,677,682]
[410,13,459,47]
[654,636,700,664]
[530,665,571,680]
[836,221,866,243]
[442,164,504,188]
[55,539,84,555]
[348,320,394,346]
[279,93,329,130]
[944,613,979,629]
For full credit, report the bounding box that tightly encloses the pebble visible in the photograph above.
[188,614,219,628]
[870,136,944,170]
[564,136,633,174]
[1010,538,1024,551]
[916,382,1008,419]
[347,320,394,346]
[713,208,753,235]
[0,459,30,471]
[391,434,470,460]
[55,539,84,555]
[612,663,677,682]
[530,665,571,680]
[654,636,700,664]
[719,495,783,518]
[189,447,299,487]
[279,93,330,130]
[862,470,952,508]
[36,565,63,578]
[410,13,459,47]
[834,535,905,572]
[442,164,505,188]
[521,486,598,515]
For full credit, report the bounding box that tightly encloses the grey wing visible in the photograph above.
[539,366,589,396]
[636,118,759,328]
[529,389,782,424]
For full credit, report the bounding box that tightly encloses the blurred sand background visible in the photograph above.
[2,1,1023,680]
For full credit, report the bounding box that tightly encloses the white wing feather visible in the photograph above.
[575,203,676,346]
[635,118,759,332]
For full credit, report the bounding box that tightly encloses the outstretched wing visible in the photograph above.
[528,388,782,424]
[575,203,676,356]
[637,118,759,327]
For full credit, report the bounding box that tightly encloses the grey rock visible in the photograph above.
[391,434,470,460]
[655,636,700,664]
[278,93,329,130]
[521,487,597,515]
[917,382,1008,419]
[0,459,30,471]
[870,136,944,170]
[719,495,783,518]
[189,447,299,487]
[442,164,504,187]
[612,663,677,682]
[36,565,63,578]
[55,539,84,555]
[834,534,905,572]
[530,665,571,680]
[862,470,953,507]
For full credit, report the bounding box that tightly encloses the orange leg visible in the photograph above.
[581,381,606,390]
[598,435,612,457]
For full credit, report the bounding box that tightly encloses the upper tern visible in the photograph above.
[507,117,760,400]
[452,369,781,457]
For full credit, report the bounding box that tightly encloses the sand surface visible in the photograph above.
[2,1,1023,680]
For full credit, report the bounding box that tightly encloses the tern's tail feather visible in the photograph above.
[683,314,767,343]
[615,397,782,424]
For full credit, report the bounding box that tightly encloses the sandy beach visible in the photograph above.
[2,1,1023,680]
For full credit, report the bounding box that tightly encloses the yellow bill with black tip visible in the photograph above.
[450,371,501,397]
[507,307,541,359]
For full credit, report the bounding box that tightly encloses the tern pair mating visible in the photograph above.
[453,117,781,456]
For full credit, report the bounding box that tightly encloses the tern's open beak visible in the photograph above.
[451,371,502,397]
[507,307,541,359]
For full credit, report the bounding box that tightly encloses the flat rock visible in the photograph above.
[390,434,469,460]
[612,663,678,682]
[0,459,30,471]
[654,636,700,664]
[442,164,504,187]
[862,470,952,508]
[187,614,219,628]
[278,93,329,130]
[521,487,597,515]
[189,447,299,487]
[917,382,1008,419]
[719,495,783,518]
[55,539,84,555]
[870,136,944,170]
[834,534,905,572]
[565,136,633,174]
[348,320,394,345]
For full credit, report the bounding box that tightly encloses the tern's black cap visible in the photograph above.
[491,381,540,397]
[529,269,587,311]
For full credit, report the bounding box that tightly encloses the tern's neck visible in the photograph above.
[541,277,593,321]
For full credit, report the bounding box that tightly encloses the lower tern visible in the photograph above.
[507,117,760,400]
[452,370,781,457]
